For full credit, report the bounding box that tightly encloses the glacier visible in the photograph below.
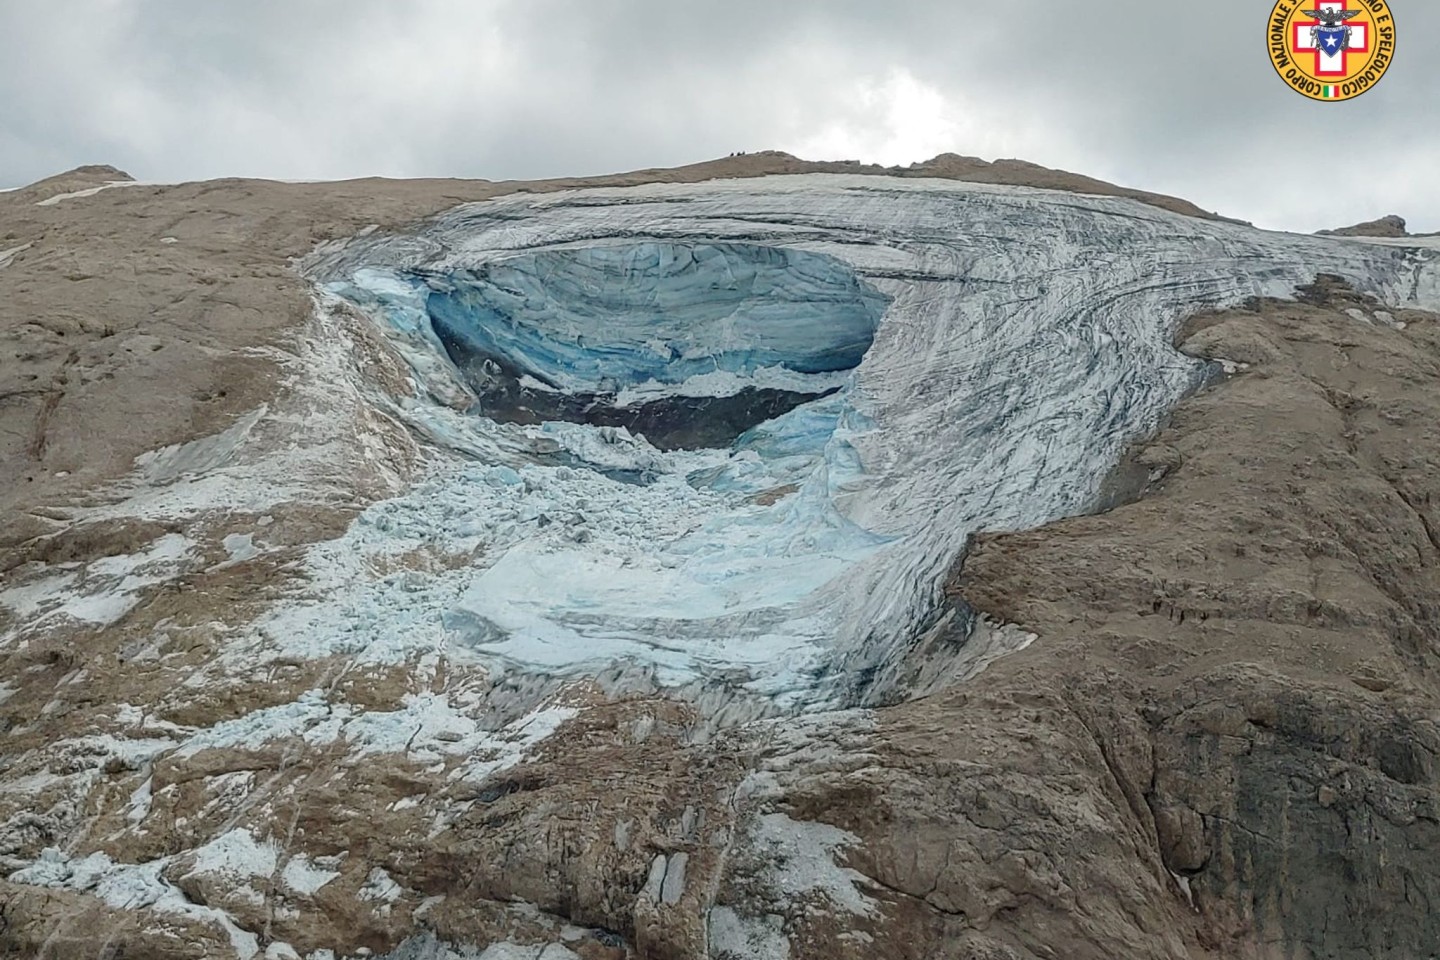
[291,174,1434,708]
[424,243,886,390]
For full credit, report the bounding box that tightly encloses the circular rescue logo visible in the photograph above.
[1267,1,1396,101]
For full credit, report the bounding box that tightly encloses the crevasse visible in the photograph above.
[293,174,1429,707]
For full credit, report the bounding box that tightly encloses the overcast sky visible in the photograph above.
[2,1,1436,232]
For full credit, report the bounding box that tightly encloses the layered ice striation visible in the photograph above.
[345,243,886,451]
[428,243,884,390]
[300,175,1433,706]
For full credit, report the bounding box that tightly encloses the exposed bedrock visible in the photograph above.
[953,288,1440,958]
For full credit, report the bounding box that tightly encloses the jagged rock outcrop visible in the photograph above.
[2,156,1439,960]
[1318,214,1409,238]
[5,164,135,206]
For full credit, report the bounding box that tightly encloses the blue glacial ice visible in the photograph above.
[424,242,887,393]
[291,174,1435,707]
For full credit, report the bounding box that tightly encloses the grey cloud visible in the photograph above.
[1,0,1436,231]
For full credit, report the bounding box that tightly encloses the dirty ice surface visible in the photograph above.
[294,174,1433,706]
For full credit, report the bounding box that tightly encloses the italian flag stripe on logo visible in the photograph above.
[1323,85,1341,99]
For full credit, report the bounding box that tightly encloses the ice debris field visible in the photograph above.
[293,175,1433,706]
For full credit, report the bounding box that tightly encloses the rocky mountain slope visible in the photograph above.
[1318,214,1411,238]
[1,157,1438,960]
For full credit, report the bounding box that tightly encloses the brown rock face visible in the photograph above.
[1318,214,1409,238]
[956,282,1440,958]
[1,156,1438,960]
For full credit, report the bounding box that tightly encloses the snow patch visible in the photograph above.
[281,854,341,896]
[358,866,402,902]
[212,532,263,570]
[9,848,260,958]
[126,774,154,826]
[0,533,195,637]
[50,734,180,774]
[708,905,791,960]
[186,828,279,881]
[751,812,876,916]
[172,690,574,783]
[136,406,268,485]
[0,242,32,268]
[35,180,144,205]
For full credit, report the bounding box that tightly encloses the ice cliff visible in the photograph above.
[297,174,1431,708]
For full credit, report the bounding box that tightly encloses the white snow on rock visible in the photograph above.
[218,532,262,566]
[0,241,31,268]
[750,812,876,916]
[0,533,195,640]
[186,828,279,881]
[56,298,416,534]
[136,405,270,485]
[34,180,145,205]
[708,905,792,960]
[281,854,342,896]
[701,810,874,958]
[357,866,402,903]
[9,848,261,958]
[172,688,574,781]
[125,774,154,826]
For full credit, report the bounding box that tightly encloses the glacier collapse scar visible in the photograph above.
[374,242,887,450]
[298,175,1424,707]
